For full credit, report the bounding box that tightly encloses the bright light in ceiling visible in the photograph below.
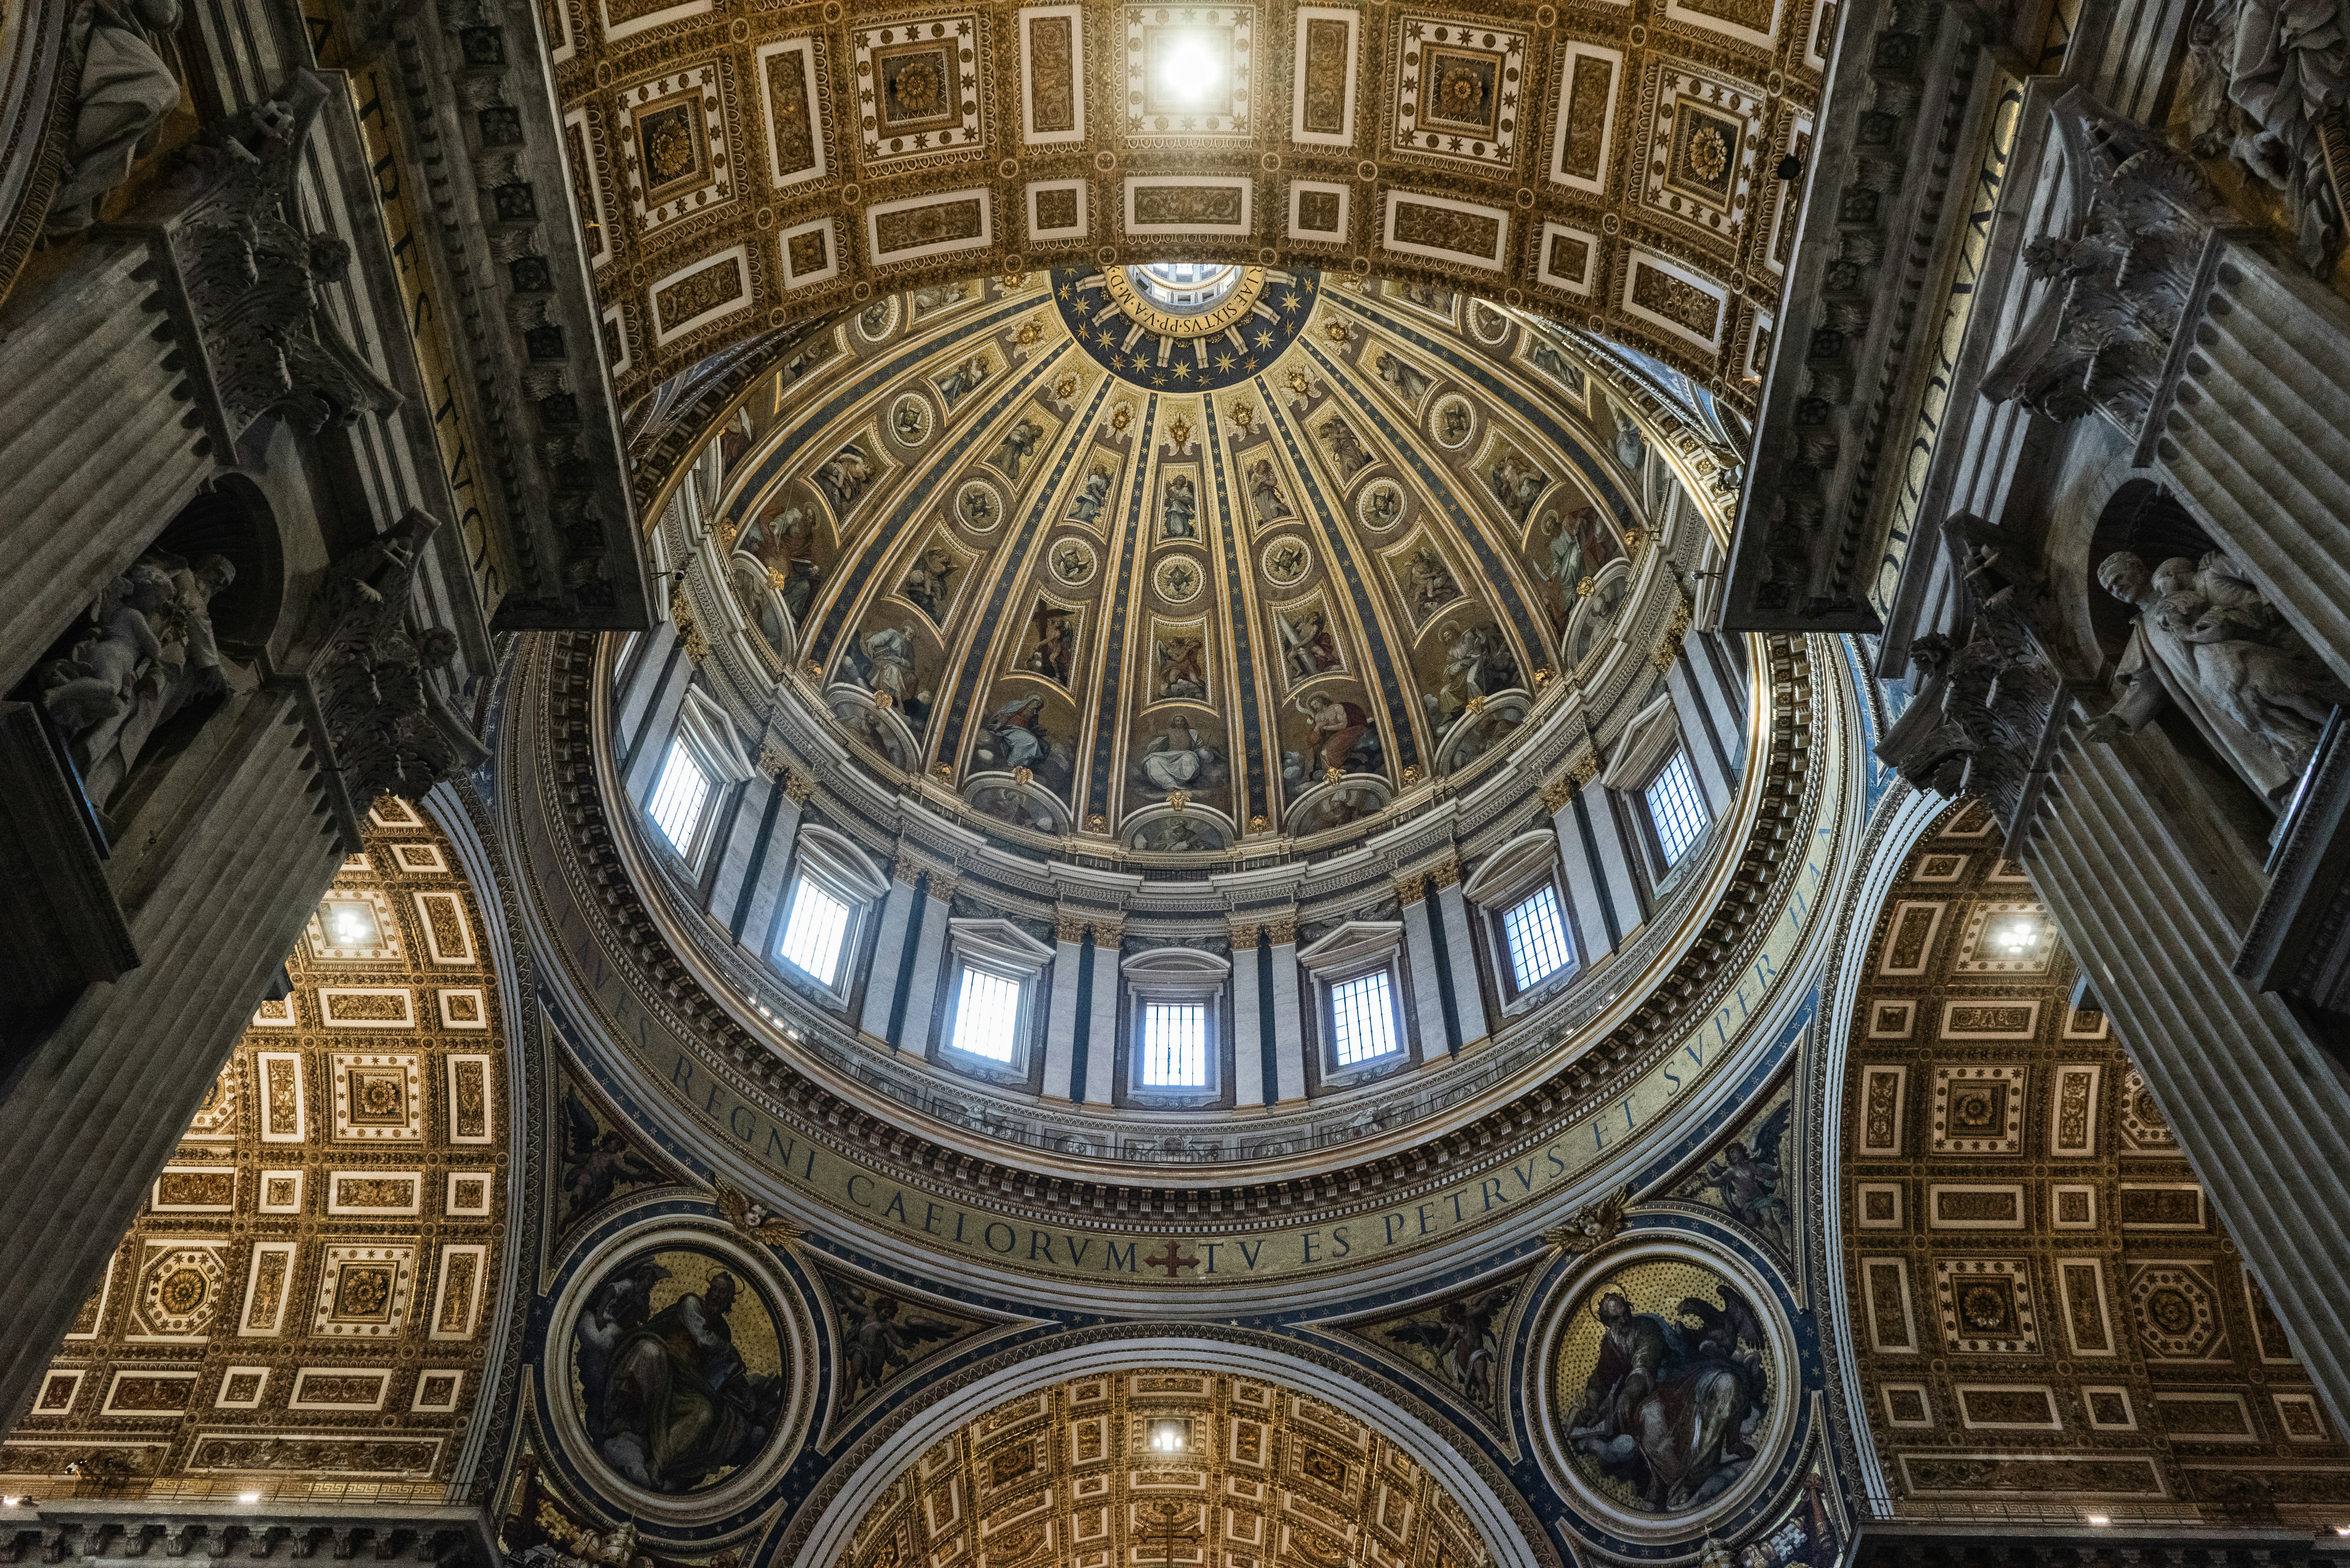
[1147,1417,1186,1452]
[1155,33,1221,106]
[1995,917,2040,953]
[238,1492,262,1505]
[328,901,377,946]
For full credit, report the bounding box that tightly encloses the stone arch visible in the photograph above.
[780,1331,1552,1568]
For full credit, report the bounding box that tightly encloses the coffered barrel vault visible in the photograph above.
[541,0,1825,409]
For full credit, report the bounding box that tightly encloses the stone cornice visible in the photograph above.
[1725,0,1999,629]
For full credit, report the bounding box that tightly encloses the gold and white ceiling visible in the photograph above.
[545,0,1823,408]
[674,269,1698,854]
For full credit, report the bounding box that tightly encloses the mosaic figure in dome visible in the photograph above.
[1285,691,1382,789]
[572,1252,785,1495]
[1375,351,1433,404]
[1320,414,1373,480]
[1529,340,1584,395]
[1384,1285,1512,1407]
[897,539,962,625]
[933,355,990,412]
[989,418,1046,483]
[1425,621,1521,729]
[973,693,1077,798]
[559,1086,664,1222]
[911,282,969,318]
[1067,456,1118,525]
[813,442,877,516]
[1482,445,1551,529]
[1439,401,1474,446]
[1133,713,1228,797]
[1160,472,1200,539]
[1154,632,1209,702]
[1276,605,1344,682]
[1022,603,1078,686]
[1133,815,1224,852]
[1564,1278,1769,1512]
[847,620,930,732]
[1404,543,1464,618]
[1536,505,1627,622]
[834,1286,959,1401]
[1247,456,1294,520]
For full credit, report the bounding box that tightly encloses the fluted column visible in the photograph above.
[1041,915,1088,1102]
[1266,917,1306,1104]
[1430,861,1489,1048]
[2026,709,2350,1431]
[1079,920,1121,1106]
[1229,923,1268,1107]
[0,236,217,689]
[1396,878,1452,1058]
[0,687,343,1430]
[2147,237,2350,688]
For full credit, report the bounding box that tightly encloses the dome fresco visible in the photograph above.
[691,269,1698,863]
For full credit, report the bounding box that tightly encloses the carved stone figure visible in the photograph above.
[43,551,238,809]
[2087,549,2346,800]
[2184,0,2346,271]
[1981,88,2241,435]
[310,510,491,809]
[46,0,185,236]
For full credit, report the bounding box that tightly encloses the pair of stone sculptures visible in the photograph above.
[2091,548,2345,802]
[47,0,184,235]
[41,549,236,811]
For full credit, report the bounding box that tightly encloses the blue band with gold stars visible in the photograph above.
[1051,268,1322,392]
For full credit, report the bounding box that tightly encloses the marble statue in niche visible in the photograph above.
[2182,0,2346,270]
[43,550,238,810]
[46,0,185,235]
[2088,548,2347,801]
[1558,1267,1771,1512]
[570,1250,786,1494]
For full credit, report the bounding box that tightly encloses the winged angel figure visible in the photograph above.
[1693,1100,1793,1248]
[161,72,403,439]
[560,1086,665,1220]
[309,509,492,807]
[1545,1186,1631,1257]
[1383,1287,1512,1406]
[713,1178,803,1245]
[833,1283,961,1402]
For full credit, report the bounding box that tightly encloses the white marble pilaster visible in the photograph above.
[1397,885,1452,1057]
[1666,645,1738,813]
[1267,921,1306,1104]
[1229,924,1267,1107]
[1042,918,1087,1102]
[1432,873,1489,1047]
[1080,925,1122,1106]
[622,652,696,805]
[898,874,958,1055]
[857,865,920,1041]
[1552,778,1621,959]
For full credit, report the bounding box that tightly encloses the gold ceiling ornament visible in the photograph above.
[1098,264,1269,340]
[1109,401,1133,432]
[1165,789,1189,811]
[1545,1185,1631,1255]
[714,1178,803,1244]
[1165,414,1194,448]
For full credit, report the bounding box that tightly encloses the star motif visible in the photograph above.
[1280,291,1303,311]
[1215,352,1235,370]
[1171,363,1192,380]
[1254,331,1274,348]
